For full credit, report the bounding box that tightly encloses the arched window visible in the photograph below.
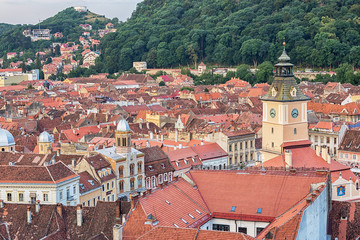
[146,178,150,189]
[168,172,172,182]
[219,165,222,170]
[151,176,156,188]
[130,178,135,190]
[117,138,121,147]
[119,180,124,193]
[122,137,127,147]
[130,164,135,176]
[138,176,143,188]
[118,166,124,178]
[271,128,274,134]
[294,128,297,135]
[158,175,162,184]
[137,162,142,173]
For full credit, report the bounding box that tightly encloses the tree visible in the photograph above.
[186,44,198,69]
[204,88,209,92]
[159,81,165,86]
[255,61,273,83]
[240,39,266,68]
[336,63,354,83]
[236,64,253,82]
[54,45,61,56]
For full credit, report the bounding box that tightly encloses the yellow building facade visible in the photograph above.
[261,49,310,161]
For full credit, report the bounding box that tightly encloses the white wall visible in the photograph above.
[296,185,329,240]
[200,218,269,238]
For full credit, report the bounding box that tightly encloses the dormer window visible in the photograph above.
[290,87,297,97]
[148,165,154,171]
[271,87,277,97]
[161,163,165,169]
[185,160,189,165]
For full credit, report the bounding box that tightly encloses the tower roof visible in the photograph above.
[0,129,15,147]
[116,119,130,132]
[261,48,310,102]
[39,131,52,143]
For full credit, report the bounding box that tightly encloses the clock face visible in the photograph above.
[291,108,299,118]
[270,108,276,118]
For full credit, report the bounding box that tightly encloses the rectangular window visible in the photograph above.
[102,184,105,191]
[245,142,248,148]
[107,182,110,190]
[234,144,237,151]
[238,227,247,234]
[93,198,96,206]
[60,191,63,200]
[112,194,115,201]
[43,193,49,202]
[73,185,76,194]
[340,153,343,158]
[315,136,318,143]
[334,138,337,144]
[240,142,243,150]
[213,224,230,231]
[256,227,265,235]
[66,189,70,200]
[353,154,357,160]
[345,154,349,159]
[251,141,253,148]
[112,180,114,189]
[88,200,90,206]
[7,193,12,202]
[18,193,24,202]
[327,137,330,144]
[229,145,232,152]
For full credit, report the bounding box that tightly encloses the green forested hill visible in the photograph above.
[0,23,16,35]
[97,0,360,73]
[0,8,111,55]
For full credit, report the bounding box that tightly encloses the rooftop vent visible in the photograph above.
[257,208,262,214]
[180,218,188,224]
[188,213,195,219]
[230,206,236,212]
[195,209,202,215]
[165,200,171,205]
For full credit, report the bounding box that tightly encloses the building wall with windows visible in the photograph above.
[205,131,255,168]
[80,186,101,207]
[338,150,360,167]
[200,218,269,238]
[145,172,173,189]
[0,177,80,206]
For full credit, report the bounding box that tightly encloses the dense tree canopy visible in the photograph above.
[96,0,360,72]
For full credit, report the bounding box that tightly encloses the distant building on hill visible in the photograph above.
[73,6,87,12]
[133,62,147,72]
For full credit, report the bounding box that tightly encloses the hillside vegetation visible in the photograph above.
[0,8,110,55]
[97,0,360,73]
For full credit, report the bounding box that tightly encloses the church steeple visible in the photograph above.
[261,43,309,102]
[260,44,310,161]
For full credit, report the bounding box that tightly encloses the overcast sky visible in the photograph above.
[0,0,143,24]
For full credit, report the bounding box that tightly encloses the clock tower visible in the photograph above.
[260,46,310,161]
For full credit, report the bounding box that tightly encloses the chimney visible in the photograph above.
[77,204,83,227]
[201,140,204,145]
[0,200,3,208]
[179,144,183,149]
[175,130,178,142]
[139,123,142,129]
[156,134,159,141]
[113,224,123,240]
[174,176,179,182]
[321,146,328,160]
[146,140,150,148]
[35,200,40,213]
[315,146,320,156]
[56,203,63,217]
[161,134,164,142]
[27,206,32,224]
[146,188,152,195]
[122,214,126,225]
[130,193,139,210]
[284,149,292,168]
[158,182,163,189]
[116,200,121,220]
[146,122,149,129]
[150,132,153,139]
[142,191,147,198]
[72,159,76,168]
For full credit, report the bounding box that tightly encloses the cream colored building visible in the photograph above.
[260,49,310,161]
[38,131,52,154]
[205,130,255,168]
[97,119,145,200]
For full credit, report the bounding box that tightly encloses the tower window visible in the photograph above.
[272,142,274,148]
[294,128,297,135]
[271,128,274,134]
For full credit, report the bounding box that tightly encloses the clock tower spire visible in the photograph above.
[260,45,310,161]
